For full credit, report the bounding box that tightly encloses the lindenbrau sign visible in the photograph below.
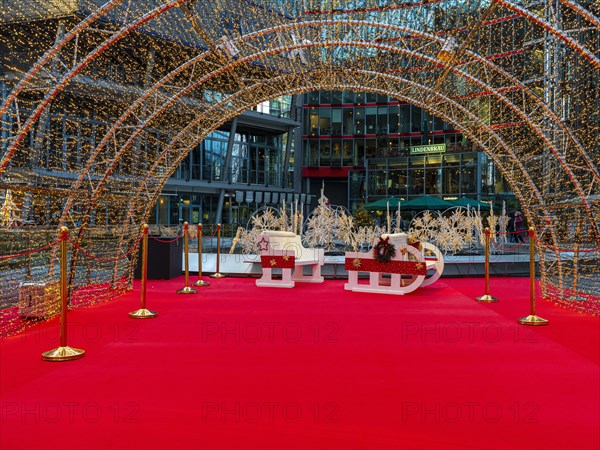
[410,143,447,155]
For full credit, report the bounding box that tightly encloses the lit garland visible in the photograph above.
[0,0,598,337]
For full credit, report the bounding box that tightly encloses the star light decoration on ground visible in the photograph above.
[0,0,598,334]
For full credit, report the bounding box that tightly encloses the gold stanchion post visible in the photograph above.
[42,227,86,361]
[518,227,548,325]
[129,224,158,318]
[177,222,197,294]
[476,227,498,302]
[193,223,209,287]
[210,223,226,278]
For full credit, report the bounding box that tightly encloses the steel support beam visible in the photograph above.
[215,116,238,223]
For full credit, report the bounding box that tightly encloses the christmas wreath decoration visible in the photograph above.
[373,237,396,263]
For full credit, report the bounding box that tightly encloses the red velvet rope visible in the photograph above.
[0,239,61,261]
[495,230,527,235]
[149,231,184,243]
[68,235,143,262]
[486,231,599,253]
[490,237,530,252]
[533,236,600,253]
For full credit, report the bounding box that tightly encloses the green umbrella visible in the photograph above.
[364,197,400,210]
[399,195,455,211]
[453,197,499,211]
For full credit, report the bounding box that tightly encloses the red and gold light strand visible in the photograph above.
[0,0,597,329]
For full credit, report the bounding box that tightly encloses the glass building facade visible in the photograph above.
[302,90,514,211]
[151,95,301,227]
[0,1,306,230]
[0,82,299,229]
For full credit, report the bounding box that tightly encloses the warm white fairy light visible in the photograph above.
[0,0,598,337]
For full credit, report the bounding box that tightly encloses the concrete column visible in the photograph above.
[292,95,303,195]
[283,94,303,190]
[282,126,293,187]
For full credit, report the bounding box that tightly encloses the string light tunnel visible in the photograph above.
[0,0,598,335]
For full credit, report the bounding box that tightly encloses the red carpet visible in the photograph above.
[1,277,599,450]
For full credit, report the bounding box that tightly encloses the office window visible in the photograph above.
[400,105,411,133]
[343,108,354,135]
[319,109,331,135]
[411,106,422,132]
[443,166,460,195]
[320,91,332,103]
[320,140,331,166]
[332,139,342,166]
[425,168,442,194]
[409,169,424,195]
[307,91,319,104]
[377,107,388,134]
[354,107,365,135]
[354,139,365,166]
[388,106,400,133]
[366,107,377,134]
[331,108,342,135]
[365,139,376,159]
[308,140,319,166]
[343,91,355,103]
[342,141,353,165]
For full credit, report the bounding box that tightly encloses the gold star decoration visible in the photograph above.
[282,255,290,261]
[270,259,277,267]
[353,258,362,268]
[416,262,424,270]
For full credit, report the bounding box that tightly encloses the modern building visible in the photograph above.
[301,90,515,212]
[154,96,303,228]
[0,4,303,230]
[2,0,596,230]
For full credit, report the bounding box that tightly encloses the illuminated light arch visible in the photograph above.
[69,36,595,248]
[558,0,600,29]
[111,70,560,294]
[58,33,597,228]
[0,0,125,120]
[491,0,600,68]
[0,0,189,175]
[0,0,598,312]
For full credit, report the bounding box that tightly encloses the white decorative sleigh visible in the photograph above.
[344,233,444,295]
[255,230,324,288]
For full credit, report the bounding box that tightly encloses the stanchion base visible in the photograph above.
[177,286,197,294]
[42,346,85,362]
[518,315,549,326]
[193,279,210,287]
[210,273,226,278]
[129,308,158,319]
[476,294,499,303]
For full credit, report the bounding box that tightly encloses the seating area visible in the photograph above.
[255,230,324,288]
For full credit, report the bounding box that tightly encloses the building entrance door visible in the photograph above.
[180,205,201,225]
